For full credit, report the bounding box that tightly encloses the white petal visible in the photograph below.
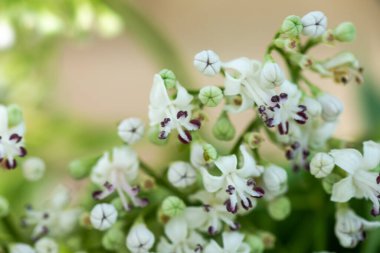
[0,105,8,133]
[150,74,171,107]
[200,167,224,193]
[237,145,262,177]
[329,149,362,174]
[173,83,193,108]
[165,217,188,243]
[222,232,245,252]
[215,155,238,174]
[363,141,380,170]
[331,176,356,202]
[204,240,223,253]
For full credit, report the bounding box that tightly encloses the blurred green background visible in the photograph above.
[0,0,380,252]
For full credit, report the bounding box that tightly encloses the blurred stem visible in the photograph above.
[103,0,192,84]
[1,215,22,242]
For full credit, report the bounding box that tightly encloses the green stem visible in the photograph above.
[1,215,23,242]
[300,75,321,96]
[301,38,321,54]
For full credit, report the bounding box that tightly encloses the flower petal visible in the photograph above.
[329,149,363,174]
[215,155,238,175]
[237,145,262,178]
[223,232,245,252]
[165,217,188,244]
[173,83,193,108]
[204,240,223,253]
[331,176,356,202]
[200,167,224,193]
[363,141,380,170]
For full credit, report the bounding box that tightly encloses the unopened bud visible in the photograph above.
[193,50,221,76]
[35,238,58,253]
[244,132,264,149]
[7,104,23,127]
[199,86,223,107]
[317,93,344,122]
[126,223,155,253]
[69,156,99,180]
[90,203,118,231]
[301,11,327,37]
[168,161,196,188]
[246,235,265,253]
[310,152,335,178]
[281,15,303,38]
[212,111,235,141]
[202,143,218,163]
[268,196,291,221]
[159,69,176,89]
[334,22,356,42]
[102,227,125,251]
[261,62,285,89]
[22,157,46,181]
[161,196,186,217]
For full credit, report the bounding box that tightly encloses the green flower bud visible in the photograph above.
[0,196,9,217]
[212,112,235,141]
[102,227,124,251]
[322,173,342,194]
[202,143,218,162]
[159,69,176,89]
[148,125,168,145]
[267,196,291,221]
[198,86,223,107]
[7,104,23,127]
[244,132,263,149]
[259,231,276,249]
[281,15,303,38]
[246,235,265,253]
[69,156,99,180]
[334,22,356,42]
[161,196,186,217]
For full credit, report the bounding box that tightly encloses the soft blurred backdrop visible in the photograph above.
[1,0,380,252]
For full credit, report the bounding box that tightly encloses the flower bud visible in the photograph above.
[212,111,235,141]
[260,62,285,89]
[69,156,99,180]
[22,157,46,181]
[303,97,321,118]
[7,104,23,127]
[148,125,168,145]
[126,223,155,253]
[259,231,276,249]
[322,173,342,194]
[161,196,186,217]
[10,244,35,253]
[246,235,265,253]
[159,69,176,89]
[310,152,334,178]
[268,196,291,221]
[168,161,196,188]
[0,195,9,217]
[263,165,288,198]
[198,86,223,107]
[244,132,264,149]
[118,117,145,145]
[102,227,125,251]
[334,22,356,42]
[301,11,327,37]
[317,93,344,122]
[202,143,218,163]
[90,203,118,231]
[193,50,221,76]
[35,238,58,253]
[281,15,303,38]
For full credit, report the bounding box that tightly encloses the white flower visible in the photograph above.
[35,238,58,253]
[90,203,118,231]
[310,152,335,178]
[0,19,15,50]
[301,11,327,37]
[148,74,201,144]
[303,97,322,118]
[22,157,46,181]
[200,145,264,213]
[317,93,344,122]
[22,185,81,240]
[168,161,196,188]
[263,165,288,199]
[204,232,250,253]
[126,223,155,253]
[222,58,276,112]
[335,207,380,248]
[260,62,285,89]
[0,105,27,169]
[193,50,221,76]
[330,141,380,216]
[91,146,147,210]
[259,81,308,135]
[118,118,144,145]
[185,191,237,235]
[10,244,35,253]
[157,217,204,253]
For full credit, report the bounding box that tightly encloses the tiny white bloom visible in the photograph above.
[10,244,35,253]
[335,207,380,248]
[301,11,327,37]
[91,146,147,210]
[148,74,201,144]
[317,93,344,122]
[118,118,144,145]
[168,161,196,188]
[126,223,155,253]
[90,203,118,231]
[193,50,221,76]
[0,19,15,50]
[330,141,380,216]
[204,232,250,253]
[22,157,46,181]
[263,165,288,200]
[260,62,285,89]
[35,238,58,253]
[200,145,264,213]
[310,152,335,178]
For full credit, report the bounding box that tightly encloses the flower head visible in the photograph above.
[301,11,327,37]
[118,118,145,145]
[90,203,118,231]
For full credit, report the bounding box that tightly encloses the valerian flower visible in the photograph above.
[90,203,118,231]
[0,105,27,169]
[335,207,380,248]
[118,118,145,145]
[91,146,148,211]
[329,141,380,216]
[203,232,250,253]
[148,74,201,144]
[200,145,264,213]
[193,50,221,76]
[126,223,155,253]
[157,217,204,253]
[301,11,327,37]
